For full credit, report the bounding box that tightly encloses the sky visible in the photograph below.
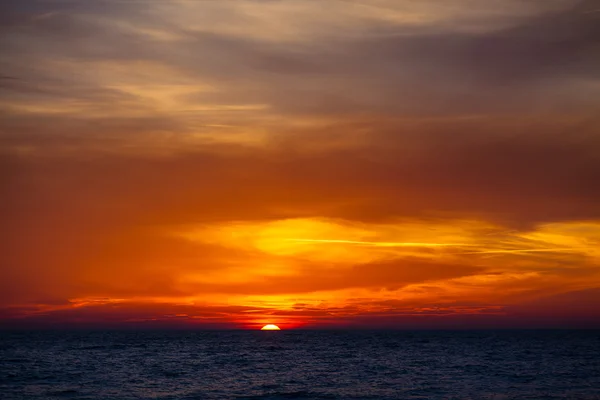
[1,0,600,329]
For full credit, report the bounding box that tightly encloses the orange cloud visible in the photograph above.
[1,0,599,328]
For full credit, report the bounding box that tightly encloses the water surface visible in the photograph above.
[1,330,599,399]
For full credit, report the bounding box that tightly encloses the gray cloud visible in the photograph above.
[1,0,599,118]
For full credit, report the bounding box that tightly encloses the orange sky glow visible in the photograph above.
[1,0,600,329]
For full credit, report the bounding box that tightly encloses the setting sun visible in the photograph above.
[261,324,281,331]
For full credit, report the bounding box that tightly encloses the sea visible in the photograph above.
[1,330,599,399]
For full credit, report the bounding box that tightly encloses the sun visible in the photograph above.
[260,324,281,331]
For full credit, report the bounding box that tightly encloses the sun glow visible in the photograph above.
[260,324,281,330]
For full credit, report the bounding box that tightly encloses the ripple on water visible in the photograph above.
[0,330,599,400]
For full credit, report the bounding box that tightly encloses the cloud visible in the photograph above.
[4,287,600,329]
[0,0,599,327]
[2,0,599,118]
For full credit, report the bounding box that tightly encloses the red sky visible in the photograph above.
[1,0,600,329]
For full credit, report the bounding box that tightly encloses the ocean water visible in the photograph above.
[1,330,599,399]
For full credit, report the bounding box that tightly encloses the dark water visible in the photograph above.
[1,330,599,399]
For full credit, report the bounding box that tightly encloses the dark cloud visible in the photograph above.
[2,0,599,117]
[365,1,600,83]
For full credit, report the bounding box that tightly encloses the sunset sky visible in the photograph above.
[1,0,600,329]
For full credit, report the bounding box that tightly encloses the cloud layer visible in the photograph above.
[1,0,599,328]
